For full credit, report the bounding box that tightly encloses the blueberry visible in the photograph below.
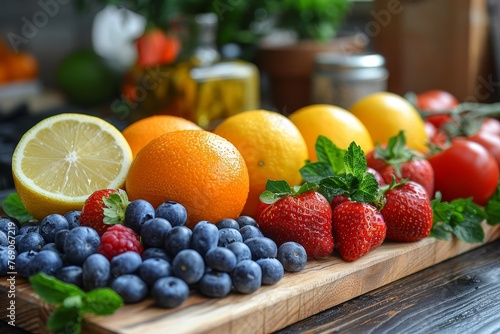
[152,276,189,308]
[142,247,171,262]
[236,216,258,229]
[205,247,237,272]
[0,231,8,247]
[0,245,10,276]
[56,265,83,288]
[141,218,172,248]
[16,250,37,277]
[64,210,81,230]
[172,249,205,285]
[155,201,187,227]
[215,218,240,230]
[110,274,148,304]
[239,225,264,241]
[139,258,172,286]
[231,259,262,294]
[256,258,284,285]
[82,253,110,290]
[226,242,252,263]
[277,242,307,272]
[41,243,60,254]
[164,226,192,257]
[199,271,232,298]
[244,237,278,260]
[29,250,63,276]
[18,232,45,253]
[218,228,243,247]
[39,214,69,243]
[110,251,142,277]
[124,199,155,234]
[0,217,18,237]
[54,229,70,253]
[18,223,39,235]
[190,221,218,256]
[64,226,100,265]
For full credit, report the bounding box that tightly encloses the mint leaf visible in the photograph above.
[29,273,84,305]
[343,142,366,180]
[351,173,380,203]
[265,179,292,195]
[485,184,500,225]
[300,161,334,183]
[46,306,81,334]
[430,195,486,243]
[1,193,34,223]
[315,135,346,173]
[82,288,124,315]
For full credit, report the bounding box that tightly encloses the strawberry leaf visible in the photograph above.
[102,189,129,225]
[373,131,418,177]
[265,179,292,195]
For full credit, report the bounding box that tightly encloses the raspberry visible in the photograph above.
[98,225,143,261]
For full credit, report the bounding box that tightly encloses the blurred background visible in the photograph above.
[0,0,499,190]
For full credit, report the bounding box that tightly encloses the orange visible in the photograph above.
[213,110,308,218]
[12,113,132,220]
[349,92,428,152]
[122,115,202,156]
[4,52,38,81]
[289,104,374,160]
[125,130,249,228]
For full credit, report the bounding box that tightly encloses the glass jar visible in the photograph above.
[119,13,259,130]
[311,53,388,109]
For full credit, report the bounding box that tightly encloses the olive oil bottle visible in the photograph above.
[124,13,259,130]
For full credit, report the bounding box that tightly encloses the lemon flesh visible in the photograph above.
[12,113,133,220]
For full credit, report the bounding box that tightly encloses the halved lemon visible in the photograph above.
[12,113,133,220]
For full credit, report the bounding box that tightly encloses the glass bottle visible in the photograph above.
[121,13,260,130]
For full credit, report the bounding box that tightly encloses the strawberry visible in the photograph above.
[79,189,129,236]
[380,180,433,242]
[366,131,434,198]
[332,201,386,262]
[257,180,334,259]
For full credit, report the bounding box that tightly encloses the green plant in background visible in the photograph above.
[75,0,352,60]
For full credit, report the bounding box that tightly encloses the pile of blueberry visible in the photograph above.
[0,200,308,308]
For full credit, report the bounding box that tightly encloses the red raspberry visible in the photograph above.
[97,224,143,260]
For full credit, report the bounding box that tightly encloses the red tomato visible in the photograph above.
[417,90,459,128]
[468,130,500,167]
[424,121,437,140]
[136,29,180,68]
[479,117,500,137]
[427,138,498,206]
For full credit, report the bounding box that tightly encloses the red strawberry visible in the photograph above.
[80,189,129,236]
[257,181,333,259]
[332,201,386,262]
[366,131,434,198]
[380,180,433,242]
[98,224,143,260]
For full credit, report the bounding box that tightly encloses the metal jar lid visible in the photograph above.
[314,53,388,81]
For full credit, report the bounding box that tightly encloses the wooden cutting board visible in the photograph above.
[1,223,499,334]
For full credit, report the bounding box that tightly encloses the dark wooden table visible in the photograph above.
[1,237,499,334]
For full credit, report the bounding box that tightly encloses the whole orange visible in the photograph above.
[349,92,428,152]
[122,115,202,157]
[289,104,374,160]
[213,110,308,218]
[125,130,249,227]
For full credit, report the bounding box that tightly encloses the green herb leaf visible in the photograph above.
[315,135,346,173]
[29,273,85,305]
[300,161,335,183]
[82,288,124,315]
[485,184,500,225]
[1,193,34,223]
[351,172,380,203]
[46,306,81,334]
[344,142,366,180]
[430,194,486,243]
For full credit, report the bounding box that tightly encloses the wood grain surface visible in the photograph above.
[0,224,498,334]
